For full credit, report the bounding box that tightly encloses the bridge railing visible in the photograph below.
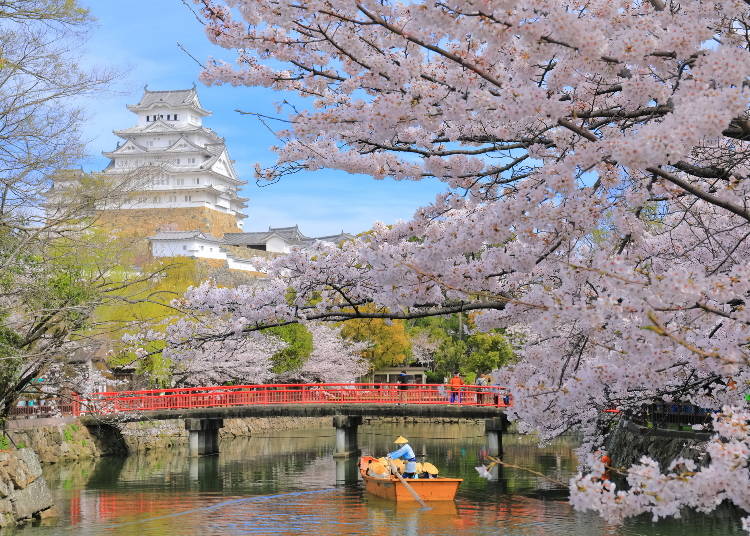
[8,403,75,419]
[73,383,512,415]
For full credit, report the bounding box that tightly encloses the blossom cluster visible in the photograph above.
[125,317,369,386]
[571,408,750,528]
[189,0,750,528]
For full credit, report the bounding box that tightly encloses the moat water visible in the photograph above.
[16,423,745,535]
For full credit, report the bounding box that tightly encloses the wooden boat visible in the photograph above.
[358,456,462,502]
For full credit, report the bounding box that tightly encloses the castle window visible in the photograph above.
[182,245,187,251]
[184,195,192,202]
[195,177,200,184]
[153,197,160,203]
[174,114,179,120]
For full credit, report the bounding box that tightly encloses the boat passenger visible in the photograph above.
[420,462,439,479]
[367,459,389,478]
[387,436,418,478]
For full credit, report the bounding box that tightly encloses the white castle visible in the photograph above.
[102,85,247,224]
[48,86,352,273]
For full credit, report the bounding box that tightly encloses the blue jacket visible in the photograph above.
[388,443,416,461]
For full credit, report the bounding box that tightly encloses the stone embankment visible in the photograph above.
[0,449,55,528]
[606,418,711,469]
[7,416,330,463]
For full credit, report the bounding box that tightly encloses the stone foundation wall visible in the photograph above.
[121,416,330,451]
[0,449,55,528]
[97,206,241,239]
[7,422,126,465]
[7,416,330,463]
[606,419,711,469]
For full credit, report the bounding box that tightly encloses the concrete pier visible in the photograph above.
[332,415,362,458]
[185,418,223,456]
[485,416,507,458]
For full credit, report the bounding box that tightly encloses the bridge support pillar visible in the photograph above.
[332,415,361,458]
[185,418,223,456]
[485,415,507,458]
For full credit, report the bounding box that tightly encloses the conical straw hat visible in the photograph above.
[422,462,439,475]
[394,436,409,444]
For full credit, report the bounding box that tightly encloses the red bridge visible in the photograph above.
[13,383,511,457]
[71,382,511,416]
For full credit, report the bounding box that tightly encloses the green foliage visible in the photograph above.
[0,321,23,386]
[0,435,8,450]
[99,257,205,385]
[16,442,25,449]
[408,314,514,378]
[434,338,468,377]
[267,324,313,373]
[424,370,444,383]
[63,424,76,441]
[463,331,515,374]
[0,0,90,25]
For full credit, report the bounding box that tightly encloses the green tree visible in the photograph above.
[464,331,514,374]
[408,314,514,380]
[267,324,313,374]
[95,257,205,385]
[0,1,136,417]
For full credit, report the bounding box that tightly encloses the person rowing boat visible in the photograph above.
[386,436,418,478]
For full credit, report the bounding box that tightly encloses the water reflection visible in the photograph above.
[21,424,743,535]
[334,457,359,485]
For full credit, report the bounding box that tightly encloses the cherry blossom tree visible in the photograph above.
[296,324,370,383]
[187,0,750,527]
[128,317,369,386]
[164,323,282,387]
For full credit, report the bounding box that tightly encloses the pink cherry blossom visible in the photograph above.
[185,0,750,528]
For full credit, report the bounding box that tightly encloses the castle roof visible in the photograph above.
[222,226,352,247]
[113,123,223,143]
[149,230,222,242]
[127,86,210,116]
[223,225,309,246]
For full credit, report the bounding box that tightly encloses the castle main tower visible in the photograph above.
[97,85,247,237]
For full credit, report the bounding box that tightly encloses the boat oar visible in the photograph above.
[387,459,431,510]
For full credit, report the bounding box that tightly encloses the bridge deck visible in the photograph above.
[80,403,506,424]
[12,383,511,423]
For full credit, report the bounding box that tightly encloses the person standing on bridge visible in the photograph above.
[449,372,464,403]
[387,436,418,478]
[397,370,409,404]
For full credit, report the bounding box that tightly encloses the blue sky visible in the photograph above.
[77,1,444,236]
